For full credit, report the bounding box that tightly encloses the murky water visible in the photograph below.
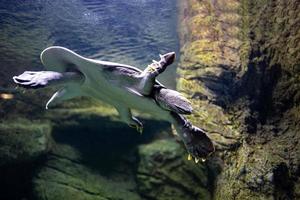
[0,0,179,88]
[0,1,183,199]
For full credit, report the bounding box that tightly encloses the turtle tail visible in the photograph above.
[170,112,215,159]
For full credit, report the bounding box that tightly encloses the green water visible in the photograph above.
[0,0,179,89]
[0,1,201,200]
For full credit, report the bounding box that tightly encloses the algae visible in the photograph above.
[177,0,300,199]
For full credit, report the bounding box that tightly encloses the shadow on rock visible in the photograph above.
[50,113,170,174]
[33,111,172,200]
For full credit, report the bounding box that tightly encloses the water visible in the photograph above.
[0,0,179,89]
[0,1,184,199]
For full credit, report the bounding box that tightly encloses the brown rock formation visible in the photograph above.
[178,0,300,199]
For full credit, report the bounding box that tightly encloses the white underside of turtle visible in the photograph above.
[13,46,215,161]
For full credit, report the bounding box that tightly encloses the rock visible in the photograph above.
[137,139,211,200]
[0,92,216,200]
[32,110,170,200]
[33,145,141,200]
[0,119,51,166]
[178,0,300,199]
[0,119,51,199]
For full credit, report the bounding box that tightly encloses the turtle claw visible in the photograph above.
[186,153,207,164]
[147,66,156,73]
[152,59,159,64]
[128,117,143,134]
[182,128,214,163]
[129,124,143,134]
[184,125,215,159]
[137,126,143,134]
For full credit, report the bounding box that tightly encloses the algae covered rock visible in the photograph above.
[32,109,171,200]
[0,102,214,200]
[33,145,141,200]
[137,139,211,200]
[178,0,300,199]
[32,113,140,200]
[0,119,51,166]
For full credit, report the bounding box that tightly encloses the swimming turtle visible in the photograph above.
[13,46,215,161]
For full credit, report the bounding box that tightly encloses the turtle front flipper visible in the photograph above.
[170,112,215,161]
[137,52,175,95]
[115,106,143,134]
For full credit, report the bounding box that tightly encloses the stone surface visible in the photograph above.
[0,94,213,200]
[178,0,300,199]
[31,108,212,200]
[0,119,51,166]
[32,109,171,200]
[0,119,52,199]
[137,139,211,200]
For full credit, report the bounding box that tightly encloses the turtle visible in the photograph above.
[13,46,215,161]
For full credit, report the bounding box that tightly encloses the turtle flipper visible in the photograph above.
[46,87,80,109]
[115,106,143,134]
[137,52,176,95]
[154,88,193,114]
[170,112,215,160]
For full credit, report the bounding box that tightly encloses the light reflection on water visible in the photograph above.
[0,0,179,88]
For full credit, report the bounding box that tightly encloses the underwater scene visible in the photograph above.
[0,0,299,199]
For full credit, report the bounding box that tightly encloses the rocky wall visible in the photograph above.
[0,106,212,200]
[178,0,300,199]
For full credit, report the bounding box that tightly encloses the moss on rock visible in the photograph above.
[178,0,300,199]
[137,139,211,200]
[32,109,174,200]
[0,119,51,166]
[33,145,141,200]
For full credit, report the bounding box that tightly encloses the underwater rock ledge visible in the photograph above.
[0,119,51,166]
[178,0,300,199]
[31,110,211,200]
[0,105,212,200]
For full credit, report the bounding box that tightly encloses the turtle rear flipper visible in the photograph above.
[170,112,215,159]
[45,87,80,109]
